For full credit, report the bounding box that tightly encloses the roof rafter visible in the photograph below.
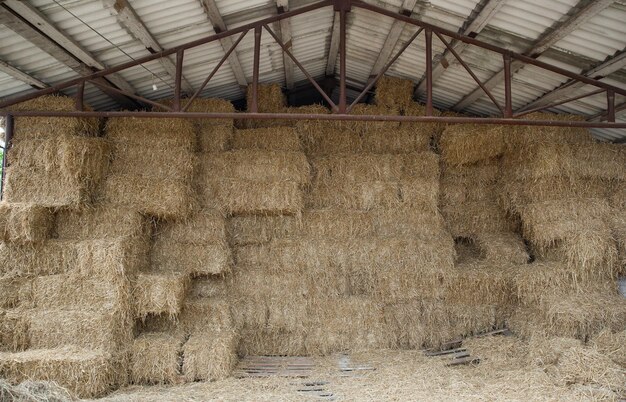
[415,0,506,96]
[276,0,295,89]
[103,0,194,95]
[326,10,340,76]
[517,49,626,113]
[453,0,615,112]
[199,0,248,88]
[368,0,418,80]
[0,59,48,89]
[0,1,136,108]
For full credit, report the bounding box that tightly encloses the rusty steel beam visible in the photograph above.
[607,90,615,123]
[338,4,348,113]
[515,88,604,117]
[1,109,626,128]
[1,114,14,200]
[425,28,433,115]
[250,26,262,113]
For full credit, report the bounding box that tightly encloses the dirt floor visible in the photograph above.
[97,336,625,401]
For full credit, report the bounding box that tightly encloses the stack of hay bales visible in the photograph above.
[4,96,109,207]
[502,114,626,340]
[128,99,238,385]
[438,122,529,329]
[100,117,196,219]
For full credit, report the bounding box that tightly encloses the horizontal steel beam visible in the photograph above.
[1,110,626,128]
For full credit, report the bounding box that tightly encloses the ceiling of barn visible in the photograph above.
[0,0,625,141]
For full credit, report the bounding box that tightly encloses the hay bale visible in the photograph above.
[100,174,195,220]
[198,125,233,153]
[105,117,196,152]
[374,76,414,112]
[74,238,150,281]
[156,210,226,244]
[7,96,99,139]
[56,206,148,240]
[165,97,234,127]
[361,126,431,154]
[232,127,301,151]
[4,169,89,208]
[129,332,184,385]
[383,299,425,349]
[300,128,363,155]
[475,232,529,264]
[442,201,516,238]
[501,143,575,181]
[0,310,29,352]
[506,113,593,150]
[443,262,517,306]
[188,277,229,299]
[28,274,126,310]
[151,239,231,276]
[108,145,196,182]
[0,241,75,278]
[27,309,129,352]
[440,124,505,166]
[178,298,233,334]
[288,104,329,132]
[237,328,306,356]
[0,346,116,398]
[590,329,626,367]
[0,203,53,244]
[347,104,400,133]
[133,273,188,318]
[0,277,29,309]
[246,83,285,113]
[182,329,238,381]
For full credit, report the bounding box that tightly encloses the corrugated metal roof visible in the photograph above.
[0,0,624,141]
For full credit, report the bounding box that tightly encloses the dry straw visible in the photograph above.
[151,239,231,276]
[0,203,53,243]
[0,345,116,398]
[7,95,99,139]
[0,277,29,309]
[0,309,29,352]
[442,200,516,238]
[443,261,517,306]
[440,124,505,165]
[232,127,301,151]
[590,329,626,367]
[182,330,238,381]
[56,205,148,240]
[375,76,415,113]
[133,273,188,318]
[130,332,184,385]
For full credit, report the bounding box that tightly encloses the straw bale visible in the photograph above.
[440,176,494,205]
[347,104,400,133]
[383,299,425,349]
[198,150,310,184]
[440,124,505,166]
[164,97,234,127]
[442,201,516,238]
[28,274,126,310]
[590,329,626,367]
[288,104,330,132]
[8,96,99,139]
[308,178,439,212]
[10,135,111,180]
[311,152,439,184]
[0,309,29,352]
[305,297,392,355]
[182,329,238,381]
[609,181,625,209]
[300,128,363,155]
[400,103,442,139]
[551,346,625,393]
[4,168,95,208]
[129,332,184,385]
[56,205,147,240]
[0,241,75,278]
[74,237,150,281]
[499,177,611,213]
[246,84,285,113]
[571,143,626,181]
[178,298,233,334]
[151,239,231,276]
[0,203,53,244]
[106,117,196,152]
[237,328,306,356]
[101,173,195,220]
[501,142,575,181]
[442,158,500,183]
[200,179,304,215]
[156,210,226,244]
[0,277,29,309]
[198,125,233,153]
[0,346,116,398]
[232,127,301,151]
[27,308,128,352]
[443,262,517,306]
[188,277,229,299]
[375,76,414,112]
[361,126,431,154]
[108,144,196,181]
[506,113,593,150]
[475,232,529,264]
[133,273,188,318]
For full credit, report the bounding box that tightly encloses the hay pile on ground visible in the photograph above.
[101,117,197,219]
[501,120,626,341]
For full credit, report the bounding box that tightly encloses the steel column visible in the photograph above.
[607,89,615,123]
[75,81,84,111]
[503,54,512,117]
[338,7,347,113]
[251,26,262,113]
[1,114,14,200]
[425,28,433,116]
[173,50,184,111]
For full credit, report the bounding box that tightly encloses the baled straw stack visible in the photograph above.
[182,329,238,381]
[506,112,593,151]
[188,277,229,299]
[56,205,148,240]
[374,76,414,113]
[242,84,286,128]
[440,124,505,166]
[346,103,400,134]
[7,95,99,139]
[26,309,129,352]
[0,309,29,352]
[0,277,29,309]
[232,127,301,151]
[129,332,184,385]
[133,273,188,318]
[27,274,125,310]
[0,346,116,398]
[518,198,618,280]
[4,136,111,207]
[196,150,310,215]
[287,103,329,132]
[475,232,529,264]
[443,262,517,307]
[237,328,306,356]
[102,117,197,219]
[0,203,53,243]
[300,128,363,155]
[442,201,516,238]
[0,241,75,278]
